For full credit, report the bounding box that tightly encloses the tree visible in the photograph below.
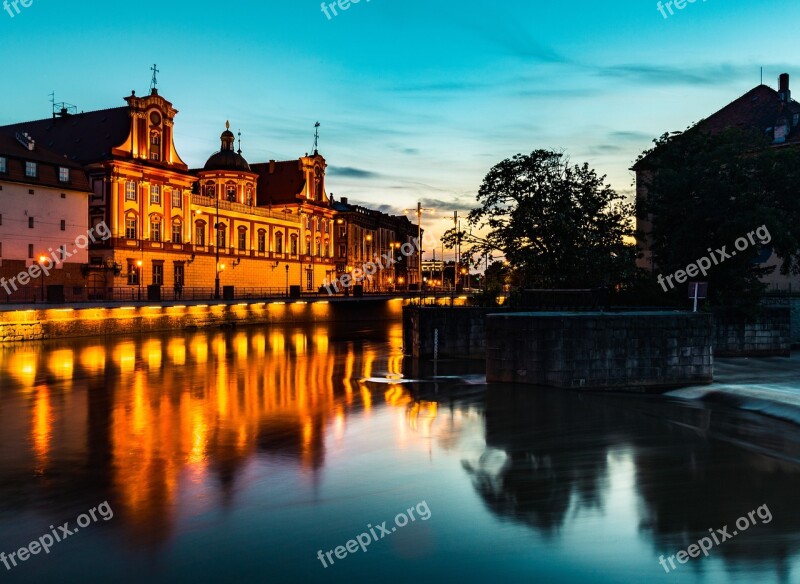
[448,150,637,289]
[637,128,800,308]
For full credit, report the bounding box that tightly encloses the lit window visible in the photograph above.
[206,184,216,198]
[172,222,182,244]
[128,263,140,286]
[238,229,247,251]
[216,227,226,249]
[150,218,162,242]
[150,185,161,204]
[258,231,266,252]
[195,222,206,246]
[126,181,137,201]
[246,186,253,206]
[59,167,70,182]
[171,189,182,208]
[152,263,163,285]
[226,185,236,202]
[25,162,37,178]
[275,232,283,254]
[125,217,137,239]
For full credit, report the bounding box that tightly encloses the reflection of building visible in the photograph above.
[330,197,421,290]
[0,132,91,300]
[0,87,337,296]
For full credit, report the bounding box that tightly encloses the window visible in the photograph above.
[28,244,34,259]
[316,240,321,256]
[25,162,37,178]
[206,184,216,198]
[305,239,311,255]
[0,214,3,225]
[28,217,34,229]
[174,264,184,288]
[275,232,283,254]
[60,220,66,231]
[126,181,137,201]
[0,157,5,173]
[152,263,163,286]
[150,218,162,242]
[238,229,247,251]
[171,189,182,208]
[216,227,226,249]
[324,242,329,257]
[150,185,161,204]
[125,217,137,239]
[195,222,206,246]
[172,222,182,244]
[258,231,266,252]
[290,234,298,255]
[246,186,253,206]
[59,167,70,183]
[226,184,236,202]
[127,262,140,286]
[151,133,161,146]
[324,220,329,233]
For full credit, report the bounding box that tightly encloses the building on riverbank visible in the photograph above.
[0,132,91,301]
[634,72,800,292]
[0,87,416,298]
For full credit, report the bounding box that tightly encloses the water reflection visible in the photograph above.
[1,323,799,583]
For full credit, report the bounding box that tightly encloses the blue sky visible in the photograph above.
[2,0,799,246]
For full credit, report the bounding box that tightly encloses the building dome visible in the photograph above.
[203,121,252,172]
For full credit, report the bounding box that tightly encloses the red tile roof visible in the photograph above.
[251,161,307,206]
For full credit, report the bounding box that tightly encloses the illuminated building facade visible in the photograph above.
[0,88,337,297]
[330,197,421,290]
[0,131,91,301]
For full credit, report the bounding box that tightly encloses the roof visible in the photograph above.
[633,83,800,170]
[252,160,307,205]
[0,133,90,191]
[0,107,131,165]
[204,149,253,172]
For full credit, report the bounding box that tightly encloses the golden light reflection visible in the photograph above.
[32,386,52,471]
[114,342,136,373]
[9,352,38,385]
[48,349,74,379]
[145,340,162,370]
[409,401,439,436]
[80,345,106,373]
[168,339,186,366]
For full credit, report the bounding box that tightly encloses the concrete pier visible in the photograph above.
[486,311,714,391]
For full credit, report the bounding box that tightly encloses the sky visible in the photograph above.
[2,0,800,253]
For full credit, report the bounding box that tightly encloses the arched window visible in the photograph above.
[238,227,248,251]
[226,183,237,203]
[172,219,182,244]
[150,215,162,243]
[195,220,207,246]
[290,234,298,256]
[216,223,227,249]
[275,232,284,254]
[246,186,254,206]
[125,214,138,240]
[257,229,266,253]
[305,235,312,256]
[206,183,216,198]
[316,238,321,257]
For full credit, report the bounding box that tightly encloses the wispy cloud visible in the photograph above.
[328,166,382,179]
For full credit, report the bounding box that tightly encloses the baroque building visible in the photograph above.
[0,87,337,298]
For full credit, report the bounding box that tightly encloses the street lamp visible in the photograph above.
[136,260,143,300]
[285,264,289,297]
[38,255,46,302]
[214,195,221,299]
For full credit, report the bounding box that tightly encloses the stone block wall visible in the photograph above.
[403,306,504,359]
[712,307,791,357]
[486,311,714,391]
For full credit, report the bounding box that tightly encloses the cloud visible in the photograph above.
[328,166,382,179]
[609,131,653,141]
[595,63,748,86]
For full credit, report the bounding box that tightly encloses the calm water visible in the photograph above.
[1,321,799,584]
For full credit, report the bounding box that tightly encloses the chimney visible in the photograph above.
[779,73,791,102]
[341,197,348,205]
[269,160,275,174]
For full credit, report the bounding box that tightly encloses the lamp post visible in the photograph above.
[389,242,400,292]
[38,255,46,302]
[136,260,143,301]
[214,194,221,299]
[285,264,289,297]
[404,202,432,290]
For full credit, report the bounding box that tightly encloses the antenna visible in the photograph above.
[150,63,160,93]
[313,121,320,154]
[761,66,763,85]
